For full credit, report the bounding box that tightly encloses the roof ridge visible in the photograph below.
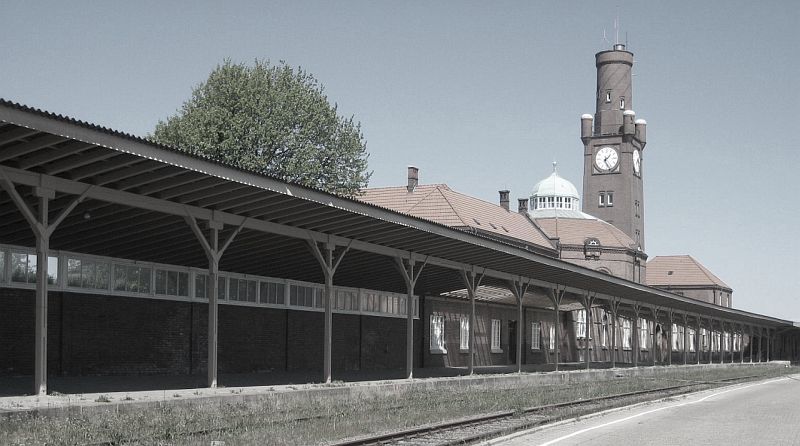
[687,255,730,289]
[435,186,472,227]
[405,185,445,213]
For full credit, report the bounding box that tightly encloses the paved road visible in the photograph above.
[493,374,800,445]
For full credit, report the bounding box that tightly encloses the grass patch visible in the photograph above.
[2,365,795,445]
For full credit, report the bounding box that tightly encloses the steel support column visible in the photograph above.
[507,277,531,374]
[766,328,771,362]
[580,292,596,370]
[682,313,689,365]
[632,303,643,367]
[707,317,714,364]
[667,309,675,366]
[395,255,427,380]
[548,287,566,372]
[696,315,702,365]
[308,239,351,383]
[186,215,245,388]
[652,306,661,366]
[461,268,484,375]
[608,297,621,369]
[0,171,89,395]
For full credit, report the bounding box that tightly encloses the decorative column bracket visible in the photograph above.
[460,267,485,375]
[307,236,353,384]
[394,254,428,379]
[507,277,532,374]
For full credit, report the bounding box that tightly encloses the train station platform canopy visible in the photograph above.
[0,98,793,330]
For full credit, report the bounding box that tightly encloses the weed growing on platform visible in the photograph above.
[1,365,795,445]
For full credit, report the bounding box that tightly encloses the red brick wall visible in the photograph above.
[0,289,417,378]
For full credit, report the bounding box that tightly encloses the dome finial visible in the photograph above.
[552,160,558,174]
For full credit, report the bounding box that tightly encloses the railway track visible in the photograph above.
[329,374,762,446]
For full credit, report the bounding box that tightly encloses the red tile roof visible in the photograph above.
[646,255,731,289]
[534,217,636,249]
[357,184,555,251]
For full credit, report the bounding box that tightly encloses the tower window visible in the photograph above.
[619,97,626,110]
[605,91,612,103]
[598,192,605,207]
[606,192,613,206]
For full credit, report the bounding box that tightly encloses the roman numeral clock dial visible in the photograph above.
[594,146,618,172]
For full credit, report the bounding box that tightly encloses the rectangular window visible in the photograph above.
[430,315,446,353]
[113,264,151,294]
[598,192,605,207]
[547,196,554,209]
[218,276,226,300]
[606,192,614,207]
[259,281,285,305]
[605,90,612,102]
[195,274,207,299]
[600,314,608,348]
[155,269,189,297]
[689,329,696,352]
[549,325,556,350]
[531,322,541,350]
[67,257,109,290]
[575,309,587,339]
[672,324,680,350]
[619,97,625,110]
[9,253,58,285]
[639,318,648,350]
[460,316,469,351]
[491,319,502,352]
[622,318,632,350]
[335,289,357,311]
[556,196,563,208]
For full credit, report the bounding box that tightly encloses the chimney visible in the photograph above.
[518,198,529,213]
[407,166,418,192]
[499,190,510,210]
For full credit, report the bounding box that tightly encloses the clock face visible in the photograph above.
[633,149,641,174]
[594,146,619,172]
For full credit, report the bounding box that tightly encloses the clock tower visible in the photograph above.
[581,43,647,251]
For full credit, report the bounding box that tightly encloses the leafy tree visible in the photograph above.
[152,60,371,196]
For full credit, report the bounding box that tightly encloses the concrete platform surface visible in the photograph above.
[492,370,800,445]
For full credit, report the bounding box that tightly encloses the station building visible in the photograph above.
[1,44,797,396]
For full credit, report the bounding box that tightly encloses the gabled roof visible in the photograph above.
[358,184,556,253]
[646,255,731,290]
[534,216,636,250]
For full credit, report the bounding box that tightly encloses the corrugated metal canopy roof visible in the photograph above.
[0,98,792,328]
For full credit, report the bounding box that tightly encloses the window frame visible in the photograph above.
[430,314,447,354]
[491,319,503,353]
[460,316,470,351]
[531,321,541,350]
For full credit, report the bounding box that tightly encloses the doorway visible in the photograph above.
[508,320,517,364]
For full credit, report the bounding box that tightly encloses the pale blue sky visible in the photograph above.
[1,1,798,321]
